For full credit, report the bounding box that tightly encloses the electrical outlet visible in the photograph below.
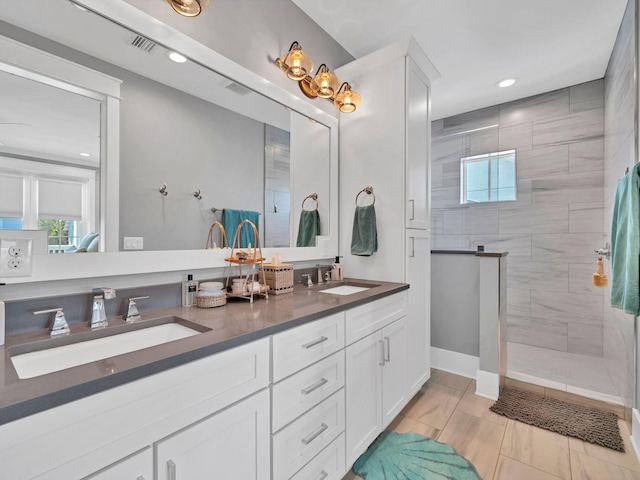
[0,237,33,277]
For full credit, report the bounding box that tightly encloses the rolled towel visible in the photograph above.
[351,204,378,256]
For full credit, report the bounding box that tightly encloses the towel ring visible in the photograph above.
[301,193,319,211]
[355,186,375,206]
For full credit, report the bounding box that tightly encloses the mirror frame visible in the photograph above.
[0,0,339,284]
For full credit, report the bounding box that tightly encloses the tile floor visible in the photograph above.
[342,369,640,480]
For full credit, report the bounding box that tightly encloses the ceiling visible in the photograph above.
[292,0,629,120]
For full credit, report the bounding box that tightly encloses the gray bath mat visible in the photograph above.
[490,387,624,452]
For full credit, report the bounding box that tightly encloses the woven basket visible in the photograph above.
[196,293,227,308]
[260,263,294,294]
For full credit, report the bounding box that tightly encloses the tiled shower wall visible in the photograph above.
[603,0,635,410]
[431,80,605,362]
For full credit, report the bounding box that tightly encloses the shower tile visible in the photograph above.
[570,80,604,113]
[500,88,569,127]
[498,122,533,152]
[468,234,499,253]
[431,209,445,234]
[532,107,604,147]
[531,290,603,325]
[569,202,604,233]
[443,106,500,136]
[531,171,603,206]
[462,127,499,157]
[431,163,444,188]
[531,233,604,263]
[431,234,470,250]
[506,178,532,208]
[443,209,464,234]
[567,323,603,357]
[432,135,463,164]
[431,186,461,209]
[507,288,530,317]
[508,315,568,352]
[442,160,461,187]
[569,138,604,173]
[506,370,568,392]
[499,204,568,234]
[569,262,605,296]
[516,144,569,180]
[498,234,532,261]
[463,205,499,235]
[507,260,568,292]
[431,119,444,138]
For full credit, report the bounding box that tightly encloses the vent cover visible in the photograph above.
[129,35,157,54]
[224,81,252,96]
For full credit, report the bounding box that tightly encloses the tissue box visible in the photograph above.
[260,263,294,294]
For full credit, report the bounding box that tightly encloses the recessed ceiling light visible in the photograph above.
[497,78,517,88]
[167,51,187,64]
[80,152,91,157]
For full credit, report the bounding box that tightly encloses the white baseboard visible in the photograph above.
[475,370,499,400]
[430,347,478,379]
[631,408,640,463]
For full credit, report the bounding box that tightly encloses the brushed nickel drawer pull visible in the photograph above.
[137,476,146,480]
[301,377,329,395]
[384,337,391,362]
[167,459,176,480]
[301,422,329,445]
[302,336,328,349]
[409,199,415,220]
[317,471,329,480]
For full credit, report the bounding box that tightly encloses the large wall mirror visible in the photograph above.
[0,0,338,283]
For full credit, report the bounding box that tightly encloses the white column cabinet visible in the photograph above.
[156,389,270,480]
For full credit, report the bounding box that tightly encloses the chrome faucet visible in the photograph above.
[90,287,116,329]
[315,264,324,284]
[302,273,313,287]
[122,296,149,322]
[34,307,70,336]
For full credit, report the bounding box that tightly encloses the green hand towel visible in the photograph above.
[351,204,378,256]
[296,209,320,247]
[611,163,640,315]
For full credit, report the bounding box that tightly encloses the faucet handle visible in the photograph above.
[123,296,149,322]
[34,307,70,336]
[302,273,313,287]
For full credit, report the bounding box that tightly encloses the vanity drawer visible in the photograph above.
[272,351,345,432]
[272,312,345,382]
[272,389,345,480]
[345,291,407,345]
[289,432,345,480]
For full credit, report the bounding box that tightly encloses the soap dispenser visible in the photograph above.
[331,256,343,281]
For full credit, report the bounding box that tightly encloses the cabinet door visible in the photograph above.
[83,448,152,480]
[381,317,408,428]
[156,389,269,480]
[405,57,430,230]
[345,332,383,467]
[406,229,431,396]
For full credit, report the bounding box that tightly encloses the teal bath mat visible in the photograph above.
[353,431,481,480]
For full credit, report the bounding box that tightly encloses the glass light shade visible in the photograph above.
[278,44,313,81]
[311,65,340,99]
[166,0,210,17]
[334,84,362,113]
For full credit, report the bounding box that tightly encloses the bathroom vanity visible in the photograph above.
[0,280,418,480]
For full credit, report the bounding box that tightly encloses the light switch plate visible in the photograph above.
[0,237,33,276]
[124,236,143,250]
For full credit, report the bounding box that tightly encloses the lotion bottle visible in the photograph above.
[182,274,198,307]
[331,256,343,281]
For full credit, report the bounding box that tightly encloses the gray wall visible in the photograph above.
[431,80,606,362]
[122,0,354,117]
[603,0,636,412]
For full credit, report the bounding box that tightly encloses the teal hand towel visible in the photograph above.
[296,209,320,247]
[611,163,640,315]
[222,209,260,248]
[351,204,378,256]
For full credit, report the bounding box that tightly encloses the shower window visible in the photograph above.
[460,149,516,204]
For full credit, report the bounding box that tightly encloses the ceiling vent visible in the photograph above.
[223,81,252,96]
[129,35,157,54]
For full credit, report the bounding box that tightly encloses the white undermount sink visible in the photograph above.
[319,285,372,295]
[11,320,204,379]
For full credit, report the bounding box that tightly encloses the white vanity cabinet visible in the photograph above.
[0,338,270,480]
[271,313,346,480]
[156,389,270,480]
[344,293,408,467]
[83,447,153,480]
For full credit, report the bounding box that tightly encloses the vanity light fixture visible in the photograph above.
[497,78,517,88]
[275,42,362,113]
[165,0,209,17]
[167,51,187,63]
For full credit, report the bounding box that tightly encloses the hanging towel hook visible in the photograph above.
[193,188,202,200]
[158,183,168,196]
[594,241,611,260]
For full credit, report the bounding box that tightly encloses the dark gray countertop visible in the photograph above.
[0,278,407,425]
